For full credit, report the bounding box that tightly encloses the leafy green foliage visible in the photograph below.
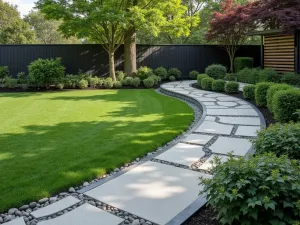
[200,153,300,225]
[17,72,29,90]
[266,84,293,112]
[201,77,214,91]
[154,67,168,80]
[212,80,226,92]
[0,66,9,79]
[28,58,65,89]
[151,75,161,86]
[136,67,153,80]
[143,76,155,88]
[224,74,237,81]
[4,77,18,88]
[243,84,255,100]
[273,89,300,122]
[234,57,254,72]
[78,79,88,89]
[89,77,100,88]
[56,83,64,90]
[113,81,122,88]
[281,73,300,86]
[259,68,281,83]
[205,64,226,79]
[225,81,239,94]
[64,74,80,88]
[169,76,176,81]
[132,77,140,88]
[123,77,134,86]
[103,77,114,89]
[116,71,126,81]
[255,82,274,107]
[253,123,300,160]
[197,74,209,86]
[168,68,181,80]
[189,70,199,80]
[236,68,260,84]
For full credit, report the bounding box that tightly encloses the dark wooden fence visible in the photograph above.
[0,44,261,78]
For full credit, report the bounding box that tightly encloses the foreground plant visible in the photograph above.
[200,153,300,225]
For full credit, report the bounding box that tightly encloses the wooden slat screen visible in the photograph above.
[264,35,295,73]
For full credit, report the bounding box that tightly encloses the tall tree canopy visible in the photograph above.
[24,11,81,44]
[0,0,35,44]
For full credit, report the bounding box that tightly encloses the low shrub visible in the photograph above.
[28,58,65,89]
[103,77,114,88]
[136,66,153,80]
[116,71,126,81]
[132,77,140,87]
[168,68,181,80]
[234,57,254,73]
[205,64,226,79]
[122,77,133,86]
[200,153,300,225]
[253,123,300,160]
[266,84,293,112]
[255,82,274,107]
[259,68,281,83]
[98,78,104,87]
[212,80,226,92]
[201,77,214,91]
[17,72,29,89]
[197,74,209,86]
[150,75,161,86]
[236,68,260,84]
[189,70,199,80]
[224,74,237,81]
[78,79,88,89]
[281,72,300,86]
[113,81,122,88]
[169,76,176,81]
[273,89,300,122]
[143,77,155,88]
[154,67,168,80]
[225,81,239,93]
[4,77,18,88]
[243,84,256,100]
[64,74,81,88]
[0,66,9,79]
[89,77,100,88]
[56,83,64,90]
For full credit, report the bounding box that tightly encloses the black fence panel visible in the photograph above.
[0,44,261,78]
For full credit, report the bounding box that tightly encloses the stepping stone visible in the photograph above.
[2,218,25,225]
[194,97,217,102]
[204,116,216,121]
[218,102,238,107]
[31,196,80,218]
[207,108,258,116]
[195,121,233,135]
[218,117,261,125]
[199,155,229,170]
[85,161,211,225]
[182,134,214,145]
[235,105,253,109]
[210,137,252,156]
[204,93,225,98]
[206,106,228,109]
[235,126,261,137]
[216,96,239,101]
[37,204,124,225]
[155,143,205,166]
[236,100,248,105]
[202,102,215,106]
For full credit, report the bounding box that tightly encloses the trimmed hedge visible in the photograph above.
[201,77,214,91]
[212,80,226,92]
[243,84,255,100]
[266,84,293,112]
[259,68,281,83]
[122,77,133,86]
[189,70,199,80]
[234,57,254,73]
[224,74,237,81]
[168,68,181,80]
[136,66,153,80]
[225,81,239,93]
[154,67,168,80]
[103,77,114,88]
[132,77,140,87]
[205,64,226,79]
[197,74,209,86]
[143,76,155,88]
[281,72,300,86]
[273,89,300,122]
[236,68,260,84]
[255,82,274,107]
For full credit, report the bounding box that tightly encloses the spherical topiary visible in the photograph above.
[201,77,214,91]
[169,76,176,81]
[205,64,226,79]
[266,84,293,112]
[78,79,88,89]
[150,75,161,86]
[212,80,226,92]
[143,77,155,88]
[224,74,237,81]
[225,81,239,93]
[234,57,254,73]
[154,67,168,80]
[197,74,209,86]
[132,77,140,88]
[116,71,126,81]
[168,68,181,80]
[255,82,274,107]
[88,77,99,88]
[122,77,133,86]
[243,84,256,100]
[136,66,153,80]
[103,77,114,89]
[113,81,122,89]
[189,70,199,80]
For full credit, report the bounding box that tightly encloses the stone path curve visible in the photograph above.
[3,81,265,225]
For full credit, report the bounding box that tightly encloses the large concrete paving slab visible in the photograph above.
[207,108,258,116]
[155,143,205,166]
[182,134,214,145]
[31,196,80,218]
[210,137,252,156]
[195,121,233,135]
[199,155,229,171]
[218,117,261,125]
[37,204,124,225]
[235,126,261,137]
[2,218,26,225]
[85,161,211,225]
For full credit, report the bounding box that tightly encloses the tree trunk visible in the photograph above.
[227,49,235,73]
[109,51,117,81]
[124,27,137,76]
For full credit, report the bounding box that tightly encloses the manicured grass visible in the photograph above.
[0,89,193,211]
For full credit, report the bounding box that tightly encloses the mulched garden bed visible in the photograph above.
[184,206,220,225]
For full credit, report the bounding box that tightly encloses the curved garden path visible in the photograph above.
[3,81,265,225]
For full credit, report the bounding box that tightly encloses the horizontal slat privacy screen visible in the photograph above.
[264,35,295,72]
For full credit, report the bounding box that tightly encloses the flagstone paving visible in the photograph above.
[3,81,264,225]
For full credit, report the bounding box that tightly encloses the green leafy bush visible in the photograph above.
[253,123,300,160]
[116,71,126,81]
[225,81,239,94]
[17,72,29,89]
[103,77,114,89]
[234,57,254,72]
[136,66,153,80]
[169,76,176,81]
[150,75,161,86]
[28,58,65,89]
[56,83,64,90]
[78,79,88,89]
[205,64,226,79]
[0,66,9,79]
[212,80,226,92]
[132,77,140,87]
[4,77,18,88]
[281,72,300,86]
[259,68,281,83]
[197,74,209,86]
[143,77,155,88]
[189,70,199,80]
[89,77,100,88]
[243,84,256,100]
[64,74,80,88]
[200,153,300,225]
[224,74,237,81]
[168,68,181,80]
[122,77,133,86]
[154,67,168,80]
[98,78,104,87]
[266,84,293,112]
[273,89,300,122]
[255,82,274,107]
[201,77,214,91]
[236,68,260,84]
[113,81,122,88]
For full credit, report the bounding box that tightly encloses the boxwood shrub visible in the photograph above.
[78,79,88,89]
[122,77,133,86]
[113,81,123,88]
[200,153,300,225]
[243,84,256,100]
[212,80,226,92]
[154,67,168,80]
[4,77,18,88]
[236,68,260,84]
[132,77,140,87]
[234,57,254,73]
[197,74,209,86]
[205,64,226,79]
[281,72,300,86]
[116,71,126,81]
[103,77,114,88]
[189,70,199,80]
[143,76,155,88]
[253,123,300,160]
[273,89,300,122]
[168,68,181,80]
[201,77,214,91]
[136,66,153,80]
[266,84,293,112]
[255,82,274,107]
[224,74,237,81]
[259,68,281,83]
[225,81,239,94]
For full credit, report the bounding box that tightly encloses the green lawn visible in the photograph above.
[0,89,193,211]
